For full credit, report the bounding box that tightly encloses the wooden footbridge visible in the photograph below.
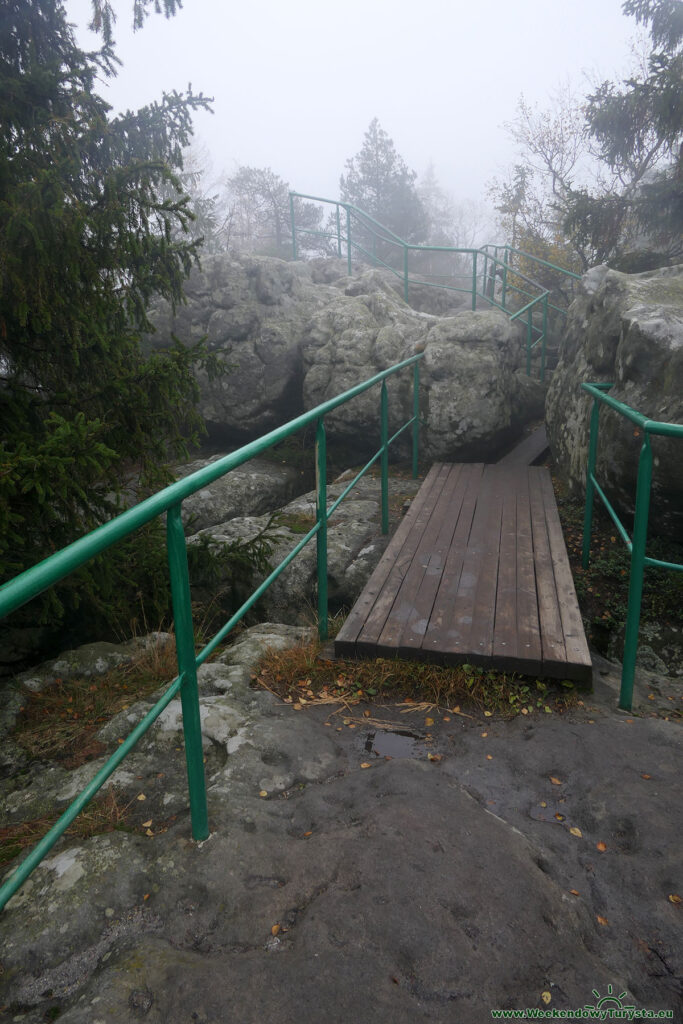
[335,428,592,683]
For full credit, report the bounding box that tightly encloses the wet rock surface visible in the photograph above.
[1,626,681,1023]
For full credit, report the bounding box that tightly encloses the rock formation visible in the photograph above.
[546,263,683,536]
[147,254,542,462]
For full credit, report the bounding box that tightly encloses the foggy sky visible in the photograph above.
[65,0,641,213]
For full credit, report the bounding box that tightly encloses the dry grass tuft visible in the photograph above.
[0,786,131,868]
[253,639,580,718]
[13,635,179,768]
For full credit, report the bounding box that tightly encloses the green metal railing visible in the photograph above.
[581,383,683,711]
[0,354,422,912]
[289,192,581,382]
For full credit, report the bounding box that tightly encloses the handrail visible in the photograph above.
[290,192,580,382]
[0,353,423,911]
[580,382,683,711]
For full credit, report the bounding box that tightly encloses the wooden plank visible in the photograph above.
[465,466,508,661]
[397,464,470,655]
[376,464,464,656]
[431,465,498,660]
[528,467,567,675]
[491,469,520,669]
[539,472,592,683]
[334,464,445,656]
[512,470,543,673]
[497,426,549,468]
[421,463,485,660]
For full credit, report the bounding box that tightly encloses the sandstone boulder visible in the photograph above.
[546,264,683,536]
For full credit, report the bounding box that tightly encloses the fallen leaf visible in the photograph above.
[569,889,580,896]
[668,893,681,905]
[143,893,150,900]
[540,801,547,808]
[137,793,146,801]
[451,706,460,713]
[427,753,442,762]
[641,773,651,780]
[521,708,529,715]
[481,731,488,738]
[550,777,562,786]
[145,829,154,837]
[293,703,303,711]
[363,710,371,718]
[569,827,583,838]
[486,754,493,761]
[259,790,268,798]
[596,842,607,852]
[360,762,372,769]
[484,711,493,717]
[303,831,313,838]
[541,991,552,1005]
[596,915,609,926]
[555,813,565,821]
[443,716,451,722]
[141,820,153,828]
[271,924,281,936]
[425,717,434,727]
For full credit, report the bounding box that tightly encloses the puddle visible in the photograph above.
[364,730,428,759]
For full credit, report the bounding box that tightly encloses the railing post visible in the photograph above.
[346,207,352,276]
[403,246,409,303]
[315,417,328,641]
[412,360,420,479]
[619,436,653,711]
[526,308,533,376]
[471,250,478,310]
[482,250,488,299]
[336,204,342,258]
[289,193,297,261]
[502,247,509,309]
[540,293,549,382]
[166,504,209,842]
[380,382,389,534]
[581,399,601,569]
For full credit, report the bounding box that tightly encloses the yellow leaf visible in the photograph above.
[137,793,146,801]
[481,731,488,738]
[550,777,562,786]
[143,893,150,900]
[293,703,303,711]
[427,753,442,762]
[425,717,434,727]
[596,915,609,926]
[271,924,281,936]
[641,773,651,780]
[145,829,154,837]
[360,762,372,769]
[596,841,607,852]
[541,991,552,1005]
[521,708,529,715]
[555,813,565,821]
[443,716,451,722]
[540,801,547,808]
[486,754,493,760]
[141,819,153,828]
[569,889,580,896]
[668,893,681,905]
[569,827,583,838]
[259,790,268,798]
[484,711,493,717]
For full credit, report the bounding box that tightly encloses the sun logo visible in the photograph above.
[584,984,635,1014]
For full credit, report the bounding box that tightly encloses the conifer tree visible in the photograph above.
[0,0,213,639]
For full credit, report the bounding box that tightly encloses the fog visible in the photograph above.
[65,0,640,213]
